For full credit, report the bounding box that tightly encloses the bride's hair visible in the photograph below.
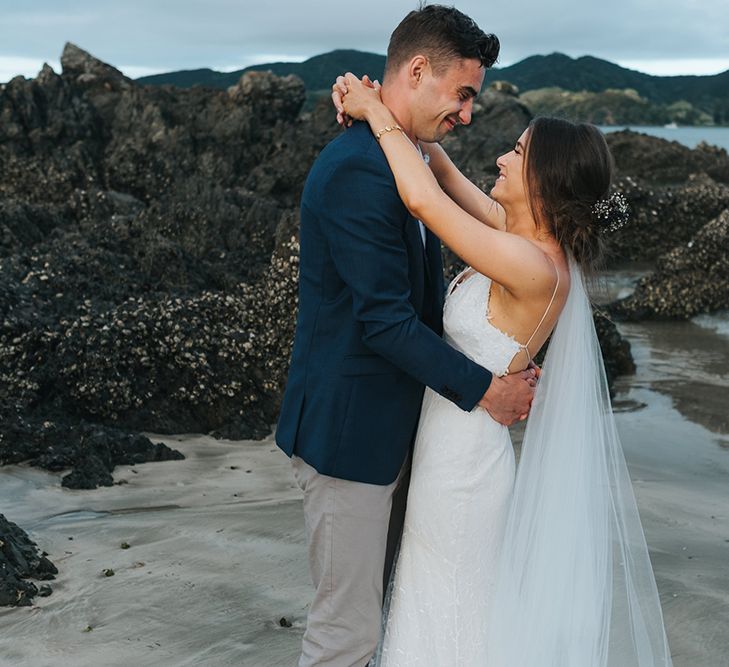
[524,117,614,270]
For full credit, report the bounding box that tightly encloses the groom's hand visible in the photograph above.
[478,369,537,426]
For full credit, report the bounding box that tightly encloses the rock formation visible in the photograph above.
[603,132,729,265]
[611,209,729,319]
[0,514,57,606]
[1,45,334,484]
[0,47,643,488]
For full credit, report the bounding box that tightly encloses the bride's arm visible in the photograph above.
[341,74,551,296]
[422,141,506,231]
[330,74,505,230]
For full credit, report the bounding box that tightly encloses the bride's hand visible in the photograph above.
[331,73,380,127]
[338,73,384,124]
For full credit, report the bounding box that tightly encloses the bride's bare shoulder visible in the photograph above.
[499,235,568,299]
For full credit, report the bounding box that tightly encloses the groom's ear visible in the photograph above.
[407,55,429,88]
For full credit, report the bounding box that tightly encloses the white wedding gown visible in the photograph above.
[375,263,673,666]
[378,268,522,665]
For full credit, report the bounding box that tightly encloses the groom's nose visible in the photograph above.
[458,99,474,125]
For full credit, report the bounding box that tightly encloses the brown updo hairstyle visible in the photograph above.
[523,117,614,270]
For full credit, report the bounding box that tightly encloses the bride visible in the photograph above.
[337,73,673,666]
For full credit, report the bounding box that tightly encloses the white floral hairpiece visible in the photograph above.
[592,192,629,233]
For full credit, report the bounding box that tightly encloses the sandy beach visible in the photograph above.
[0,434,311,667]
[1,423,727,666]
[1,312,729,666]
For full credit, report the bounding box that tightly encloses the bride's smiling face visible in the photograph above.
[491,128,530,208]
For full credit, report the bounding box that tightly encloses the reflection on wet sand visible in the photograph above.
[620,319,729,438]
[595,269,729,664]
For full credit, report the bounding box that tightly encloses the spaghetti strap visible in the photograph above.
[520,258,560,361]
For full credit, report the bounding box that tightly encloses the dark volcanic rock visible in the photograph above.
[0,417,184,489]
[0,514,57,606]
[593,310,636,386]
[611,209,729,320]
[60,42,133,92]
[0,45,638,481]
[604,174,729,264]
[0,45,330,483]
[606,130,729,186]
[601,132,729,265]
[50,230,301,439]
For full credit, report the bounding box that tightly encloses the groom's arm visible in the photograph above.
[318,151,493,411]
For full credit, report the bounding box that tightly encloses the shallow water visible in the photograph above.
[608,271,729,664]
[600,125,729,152]
[600,270,729,443]
[693,310,729,340]
[611,315,729,664]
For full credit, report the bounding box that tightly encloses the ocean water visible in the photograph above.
[693,310,729,340]
[599,125,729,152]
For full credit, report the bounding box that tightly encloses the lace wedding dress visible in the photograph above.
[375,262,672,666]
[377,267,526,665]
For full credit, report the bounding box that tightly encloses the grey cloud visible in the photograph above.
[0,0,726,73]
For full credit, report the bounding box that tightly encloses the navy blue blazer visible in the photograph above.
[276,122,492,485]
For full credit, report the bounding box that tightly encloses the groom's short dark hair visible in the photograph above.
[385,4,499,76]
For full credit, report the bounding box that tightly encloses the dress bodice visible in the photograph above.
[443,269,522,378]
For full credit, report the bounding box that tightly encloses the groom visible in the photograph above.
[276,5,535,666]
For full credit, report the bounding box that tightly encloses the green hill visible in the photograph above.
[520,87,714,126]
[137,49,386,94]
[135,67,232,88]
[243,50,387,92]
[495,54,729,123]
[136,51,729,124]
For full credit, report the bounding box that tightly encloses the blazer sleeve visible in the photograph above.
[316,150,492,411]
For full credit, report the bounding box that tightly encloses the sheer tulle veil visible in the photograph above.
[484,257,672,666]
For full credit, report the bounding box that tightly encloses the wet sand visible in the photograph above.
[1,316,728,666]
[0,435,311,666]
[608,317,729,666]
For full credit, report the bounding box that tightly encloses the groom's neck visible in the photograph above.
[380,83,417,144]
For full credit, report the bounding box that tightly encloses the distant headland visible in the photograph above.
[136,49,729,126]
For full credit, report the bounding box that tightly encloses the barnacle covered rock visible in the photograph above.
[0,45,647,485]
[602,174,729,264]
[611,209,729,319]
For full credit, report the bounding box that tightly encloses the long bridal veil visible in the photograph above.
[485,259,672,666]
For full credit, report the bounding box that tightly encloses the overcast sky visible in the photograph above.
[1,0,728,83]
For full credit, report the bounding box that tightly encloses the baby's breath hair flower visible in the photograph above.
[592,192,630,233]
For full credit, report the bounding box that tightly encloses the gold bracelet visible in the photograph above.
[374,124,403,142]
